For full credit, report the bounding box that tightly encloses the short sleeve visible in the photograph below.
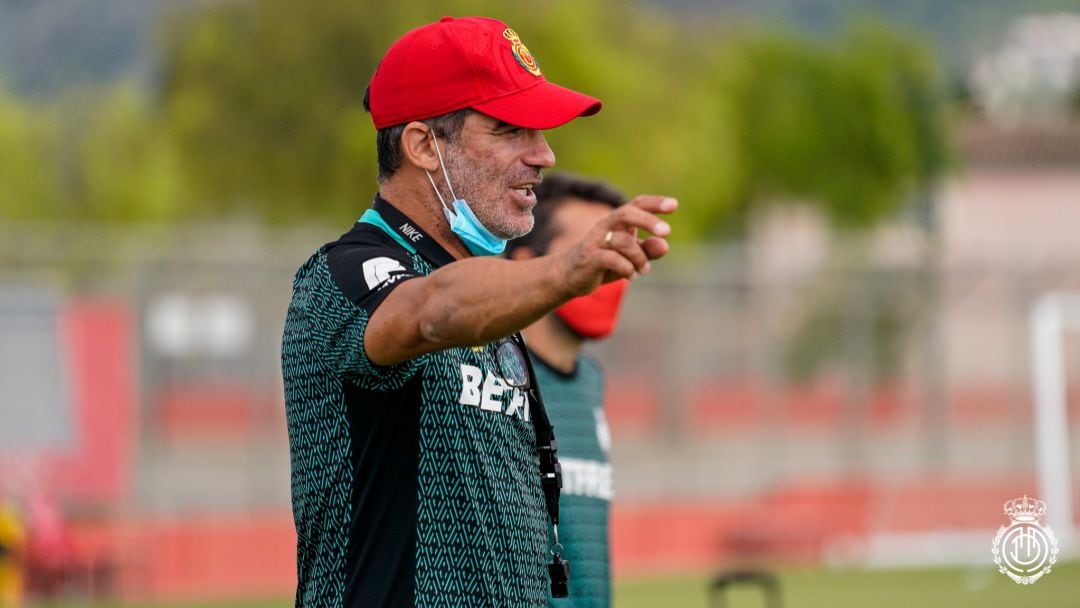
[285,241,420,389]
[326,243,418,313]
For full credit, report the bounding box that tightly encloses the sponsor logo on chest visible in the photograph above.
[458,364,530,421]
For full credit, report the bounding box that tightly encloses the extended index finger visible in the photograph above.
[606,201,675,237]
[628,195,678,216]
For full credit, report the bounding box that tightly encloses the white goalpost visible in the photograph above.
[1030,292,1080,552]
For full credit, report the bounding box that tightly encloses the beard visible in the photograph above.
[441,143,537,240]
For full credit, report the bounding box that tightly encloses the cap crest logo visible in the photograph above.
[503,28,542,77]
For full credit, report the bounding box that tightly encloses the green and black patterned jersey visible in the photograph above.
[531,353,612,608]
[281,196,548,607]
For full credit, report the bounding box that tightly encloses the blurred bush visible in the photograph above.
[0,86,58,220]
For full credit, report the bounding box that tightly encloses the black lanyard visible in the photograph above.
[367,197,568,594]
[509,331,570,597]
[372,195,455,268]
[505,331,562,527]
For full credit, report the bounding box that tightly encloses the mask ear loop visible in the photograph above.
[424,132,459,215]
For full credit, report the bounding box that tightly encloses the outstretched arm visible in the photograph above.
[364,195,677,366]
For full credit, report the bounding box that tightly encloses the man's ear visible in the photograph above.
[509,247,537,261]
[400,122,440,172]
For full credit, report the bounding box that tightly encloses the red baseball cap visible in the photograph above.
[368,16,602,130]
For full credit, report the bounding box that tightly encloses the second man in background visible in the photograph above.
[508,173,629,608]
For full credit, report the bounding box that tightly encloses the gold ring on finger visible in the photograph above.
[603,230,615,248]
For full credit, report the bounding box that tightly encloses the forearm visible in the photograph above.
[366,254,574,365]
[418,255,572,346]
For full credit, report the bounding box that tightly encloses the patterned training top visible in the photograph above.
[281,195,547,607]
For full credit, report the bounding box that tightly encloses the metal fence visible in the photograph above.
[1,218,1076,520]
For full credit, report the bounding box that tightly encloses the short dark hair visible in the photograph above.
[363,84,472,182]
[507,173,625,257]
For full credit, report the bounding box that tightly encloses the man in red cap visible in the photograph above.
[282,16,676,607]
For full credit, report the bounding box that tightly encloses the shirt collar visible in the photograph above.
[373,194,457,269]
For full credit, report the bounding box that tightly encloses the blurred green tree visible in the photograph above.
[0,86,59,219]
[157,1,949,236]
[678,21,950,239]
[0,84,183,223]
[72,86,185,222]
[158,0,395,222]
[744,23,952,385]
[156,0,705,224]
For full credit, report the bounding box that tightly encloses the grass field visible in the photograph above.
[614,560,1080,607]
[43,560,1080,608]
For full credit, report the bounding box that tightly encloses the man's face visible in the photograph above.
[442,112,556,239]
[545,198,614,256]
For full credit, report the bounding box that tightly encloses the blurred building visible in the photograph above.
[970,13,1080,124]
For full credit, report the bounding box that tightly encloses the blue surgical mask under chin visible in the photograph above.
[442,198,507,256]
[426,134,508,257]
